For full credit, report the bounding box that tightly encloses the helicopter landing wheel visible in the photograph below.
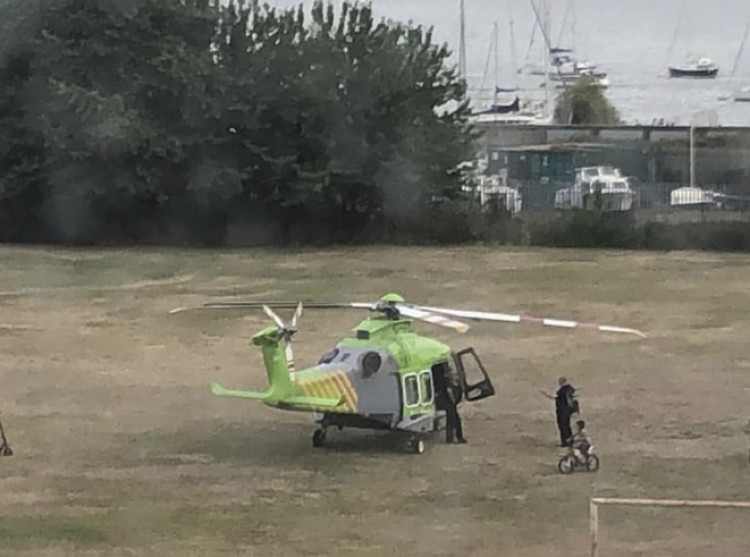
[407,435,426,455]
[312,429,327,448]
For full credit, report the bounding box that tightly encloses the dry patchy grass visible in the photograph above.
[1,246,750,556]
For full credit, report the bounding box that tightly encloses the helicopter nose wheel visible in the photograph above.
[407,435,426,455]
[312,428,327,448]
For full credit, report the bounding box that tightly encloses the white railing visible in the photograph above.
[589,497,750,557]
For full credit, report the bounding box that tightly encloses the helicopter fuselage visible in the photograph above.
[211,315,496,440]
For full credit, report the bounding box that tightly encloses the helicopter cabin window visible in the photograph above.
[419,371,433,404]
[403,374,420,406]
[318,349,339,365]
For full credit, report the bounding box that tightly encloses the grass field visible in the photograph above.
[1,245,750,556]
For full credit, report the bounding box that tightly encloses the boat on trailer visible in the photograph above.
[555,166,635,212]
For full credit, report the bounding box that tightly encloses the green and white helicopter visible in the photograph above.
[171,294,643,454]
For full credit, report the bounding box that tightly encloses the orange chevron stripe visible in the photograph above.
[301,382,314,399]
[296,373,357,412]
[346,374,359,405]
[302,380,321,399]
[330,374,353,412]
[337,373,358,409]
[312,381,329,400]
[319,377,338,400]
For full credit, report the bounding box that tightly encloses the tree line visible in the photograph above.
[0,0,475,245]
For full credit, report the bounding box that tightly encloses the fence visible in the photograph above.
[473,178,750,223]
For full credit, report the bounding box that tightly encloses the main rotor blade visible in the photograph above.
[291,302,303,328]
[396,305,470,334]
[202,301,376,310]
[262,304,286,329]
[415,306,645,338]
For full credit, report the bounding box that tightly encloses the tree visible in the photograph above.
[0,0,474,244]
[553,77,621,125]
[0,0,228,242]
[213,1,474,242]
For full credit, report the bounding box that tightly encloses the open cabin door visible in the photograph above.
[453,348,495,402]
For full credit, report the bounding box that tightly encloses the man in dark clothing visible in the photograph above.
[435,365,466,444]
[444,375,467,444]
[541,376,580,447]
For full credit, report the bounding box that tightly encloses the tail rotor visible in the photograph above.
[262,302,303,373]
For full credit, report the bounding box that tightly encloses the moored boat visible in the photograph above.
[668,57,719,78]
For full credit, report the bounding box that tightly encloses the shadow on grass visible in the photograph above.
[112,420,446,469]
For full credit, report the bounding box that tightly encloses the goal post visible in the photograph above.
[589,497,750,557]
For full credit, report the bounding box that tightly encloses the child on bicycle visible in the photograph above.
[569,420,591,459]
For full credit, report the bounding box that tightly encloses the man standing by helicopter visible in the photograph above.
[436,366,467,444]
[540,376,580,447]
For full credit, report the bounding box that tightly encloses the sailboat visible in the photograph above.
[666,0,720,78]
[474,23,522,116]
[465,5,551,124]
[520,0,608,87]
[669,58,719,78]
[549,0,607,83]
[730,18,750,101]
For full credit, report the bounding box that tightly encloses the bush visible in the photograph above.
[553,77,621,125]
[530,210,639,248]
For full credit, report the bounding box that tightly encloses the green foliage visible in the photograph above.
[0,0,473,244]
[531,209,639,248]
[553,76,621,125]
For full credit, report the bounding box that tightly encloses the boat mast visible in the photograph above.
[556,0,572,49]
[571,0,577,53]
[508,2,518,78]
[494,21,499,105]
[666,0,686,68]
[545,0,550,116]
[730,18,750,80]
[459,0,467,81]
[531,0,551,116]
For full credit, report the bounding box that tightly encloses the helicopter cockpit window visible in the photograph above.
[318,349,339,365]
[404,375,419,406]
[419,371,433,404]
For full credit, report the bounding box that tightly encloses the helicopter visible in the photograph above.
[171,294,644,454]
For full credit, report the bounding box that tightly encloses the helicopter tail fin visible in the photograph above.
[212,325,300,405]
[252,325,295,399]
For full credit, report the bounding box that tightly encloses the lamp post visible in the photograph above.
[689,109,717,190]
[689,121,695,189]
